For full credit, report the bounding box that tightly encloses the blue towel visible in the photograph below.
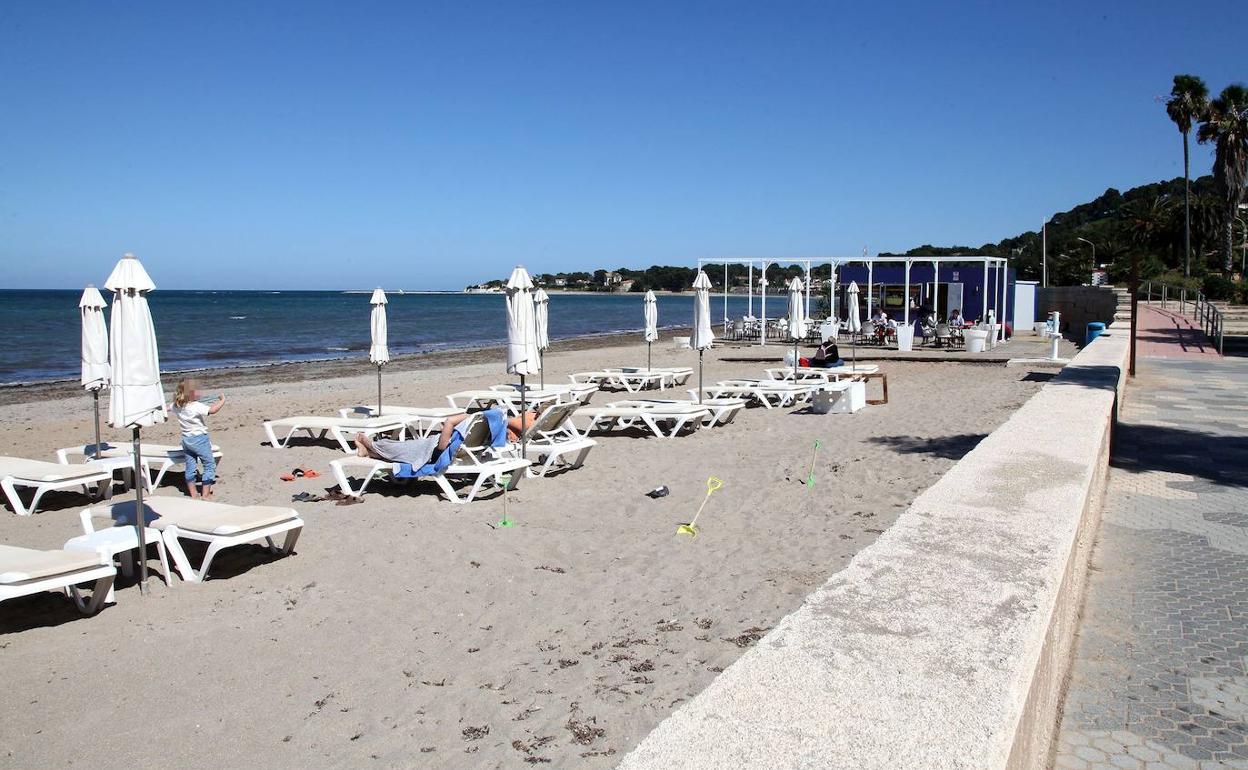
[393,409,508,478]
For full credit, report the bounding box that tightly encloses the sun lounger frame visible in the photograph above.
[0,549,115,615]
[263,416,408,453]
[572,404,711,438]
[1,459,114,517]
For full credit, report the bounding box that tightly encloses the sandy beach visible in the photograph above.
[0,337,1046,768]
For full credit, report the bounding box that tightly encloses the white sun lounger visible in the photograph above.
[613,397,746,427]
[695,380,817,409]
[498,401,596,477]
[0,456,114,516]
[330,414,532,502]
[572,403,711,439]
[85,497,304,584]
[446,389,563,415]
[488,383,599,405]
[764,364,879,381]
[338,406,467,438]
[604,367,694,387]
[263,415,408,453]
[0,545,115,615]
[56,442,224,489]
[568,370,668,393]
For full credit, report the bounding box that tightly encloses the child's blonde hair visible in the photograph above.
[174,379,197,408]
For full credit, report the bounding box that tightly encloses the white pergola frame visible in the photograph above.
[698,255,1010,345]
[696,258,819,347]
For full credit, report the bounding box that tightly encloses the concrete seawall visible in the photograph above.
[619,323,1131,769]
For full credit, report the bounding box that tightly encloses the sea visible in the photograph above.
[0,289,759,386]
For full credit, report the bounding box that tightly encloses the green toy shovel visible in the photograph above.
[677,476,722,538]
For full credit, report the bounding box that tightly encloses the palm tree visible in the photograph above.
[1166,75,1209,277]
[1198,84,1248,275]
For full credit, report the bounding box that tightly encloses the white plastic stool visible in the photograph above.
[64,521,172,602]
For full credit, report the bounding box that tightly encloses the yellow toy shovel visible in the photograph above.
[677,476,723,538]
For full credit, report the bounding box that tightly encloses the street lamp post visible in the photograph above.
[1077,237,1096,282]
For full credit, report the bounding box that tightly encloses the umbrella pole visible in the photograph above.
[539,352,544,390]
[519,374,528,461]
[698,350,704,404]
[92,389,102,459]
[647,341,652,373]
[132,427,150,596]
[377,365,382,415]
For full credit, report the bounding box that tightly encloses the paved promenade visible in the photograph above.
[1055,316,1248,768]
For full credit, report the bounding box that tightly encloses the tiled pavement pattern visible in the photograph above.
[1055,354,1248,769]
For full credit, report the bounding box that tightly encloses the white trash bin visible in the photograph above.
[964,328,989,353]
[895,326,915,352]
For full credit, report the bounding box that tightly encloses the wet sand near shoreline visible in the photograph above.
[0,337,1046,768]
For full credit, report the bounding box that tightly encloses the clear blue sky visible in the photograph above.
[0,1,1243,290]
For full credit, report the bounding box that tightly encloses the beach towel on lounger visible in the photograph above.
[392,409,508,478]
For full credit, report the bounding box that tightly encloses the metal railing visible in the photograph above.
[1140,281,1224,355]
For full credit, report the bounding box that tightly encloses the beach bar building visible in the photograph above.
[697,255,1023,342]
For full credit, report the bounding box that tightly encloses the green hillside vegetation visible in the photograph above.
[884,174,1244,298]
[467,173,1242,299]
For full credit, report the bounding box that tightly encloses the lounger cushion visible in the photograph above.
[0,456,108,482]
[101,498,299,536]
[268,416,400,430]
[64,443,222,459]
[0,545,104,584]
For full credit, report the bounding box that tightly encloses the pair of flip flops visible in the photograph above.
[291,489,361,506]
[280,468,321,482]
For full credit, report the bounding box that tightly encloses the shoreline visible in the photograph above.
[0,326,694,407]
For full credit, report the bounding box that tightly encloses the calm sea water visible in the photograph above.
[0,290,759,385]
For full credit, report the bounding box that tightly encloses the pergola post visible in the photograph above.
[903,259,912,326]
[932,260,939,321]
[867,262,874,319]
[747,263,753,318]
[830,263,838,320]
[804,262,811,321]
[981,260,989,323]
[999,259,1008,342]
[723,262,729,328]
[759,261,769,346]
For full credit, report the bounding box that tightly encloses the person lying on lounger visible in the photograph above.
[799,339,844,369]
[353,409,538,465]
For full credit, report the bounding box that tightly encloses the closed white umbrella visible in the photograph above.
[105,252,166,595]
[787,276,806,374]
[369,288,389,413]
[505,266,540,459]
[80,285,110,459]
[691,270,715,403]
[533,288,550,389]
[846,281,862,368]
[643,289,658,372]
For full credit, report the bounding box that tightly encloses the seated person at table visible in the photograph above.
[948,309,964,327]
[799,339,844,368]
[354,409,538,465]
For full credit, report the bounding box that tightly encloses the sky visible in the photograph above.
[0,1,1244,290]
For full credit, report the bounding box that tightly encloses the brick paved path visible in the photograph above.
[1135,302,1222,359]
[1055,341,1248,768]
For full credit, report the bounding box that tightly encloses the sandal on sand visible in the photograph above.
[335,496,364,506]
[292,491,329,503]
[280,473,296,482]
[302,469,321,479]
